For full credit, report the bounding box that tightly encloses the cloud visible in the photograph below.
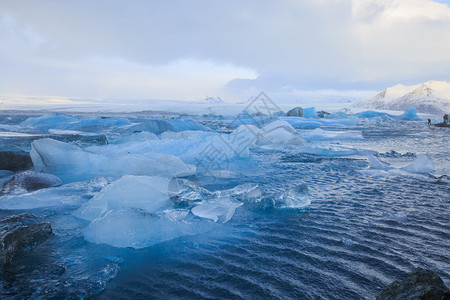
[0,0,450,103]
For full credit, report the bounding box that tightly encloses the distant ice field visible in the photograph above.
[0,108,448,299]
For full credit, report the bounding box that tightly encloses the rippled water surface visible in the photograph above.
[0,115,449,299]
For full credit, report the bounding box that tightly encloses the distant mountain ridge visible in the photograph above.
[353,80,450,115]
[203,97,225,104]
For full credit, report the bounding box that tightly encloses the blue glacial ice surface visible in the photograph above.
[0,110,448,299]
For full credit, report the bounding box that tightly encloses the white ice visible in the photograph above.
[276,184,311,208]
[367,155,392,170]
[73,175,172,221]
[300,128,364,141]
[30,138,195,182]
[191,198,243,223]
[83,208,211,249]
[256,120,305,149]
[401,154,435,174]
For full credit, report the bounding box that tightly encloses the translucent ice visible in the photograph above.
[113,131,159,144]
[30,138,195,182]
[303,107,316,118]
[0,181,88,210]
[367,155,392,170]
[282,117,358,128]
[1,170,62,194]
[167,178,213,207]
[84,208,211,248]
[400,107,419,119]
[20,113,78,130]
[401,154,435,174]
[300,128,364,141]
[74,176,172,221]
[125,119,208,135]
[214,183,261,202]
[21,113,130,131]
[256,120,305,149]
[276,184,310,208]
[191,198,243,223]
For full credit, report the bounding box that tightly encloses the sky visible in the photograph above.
[1,0,450,105]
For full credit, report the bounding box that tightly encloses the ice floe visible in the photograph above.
[30,138,195,182]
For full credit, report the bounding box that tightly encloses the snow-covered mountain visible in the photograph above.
[353,80,450,115]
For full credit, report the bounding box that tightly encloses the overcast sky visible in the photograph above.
[1,0,450,104]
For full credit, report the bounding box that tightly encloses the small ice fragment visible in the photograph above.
[256,120,305,149]
[341,238,353,246]
[191,199,243,223]
[167,178,213,207]
[1,171,62,194]
[276,184,310,208]
[84,208,209,248]
[401,154,435,174]
[367,155,391,170]
[74,175,172,221]
[103,256,124,263]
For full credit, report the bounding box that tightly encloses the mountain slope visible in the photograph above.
[354,80,450,115]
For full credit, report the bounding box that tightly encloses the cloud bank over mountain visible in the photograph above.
[1,0,450,103]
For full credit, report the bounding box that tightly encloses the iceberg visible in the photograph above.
[282,117,358,128]
[73,176,172,221]
[299,128,364,141]
[125,119,208,135]
[30,138,195,182]
[0,181,89,210]
[401,154,435,174]
[111,131,159,144]
[256,120,305,149]
[21,114,131,131]
[20,114,78,131]
[1,171,62,194]
[303,107,317,118]
[83,208,211,249]
[400,107,419,119]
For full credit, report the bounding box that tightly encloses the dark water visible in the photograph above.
[0,115,449,299]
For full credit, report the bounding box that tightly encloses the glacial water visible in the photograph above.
[0,111,448,299]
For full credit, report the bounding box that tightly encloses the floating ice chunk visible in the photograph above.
[300,128,364,141]
[299,145,375,157]
[256,120,304,149]
[20,113,78,130]
[113,131,159,144]
[303,107,316,118]
[0,181,87,210]
[160,130,216,140]
[84,208,209,248]
[205,170,239,179]
[167,178,213,207]
[401,154,435,174]
[367,155,392,170]
[125,119,208,135]
[191,198,243,223]
[400,107,419,119]
[356,110,390,119]
[1,171,62,194]
[74,176,172,221]
[30,138,195,182]
[21,114,131,131]
[282,117,358,128]
[276,184,310,208]
[214,183,261,202]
